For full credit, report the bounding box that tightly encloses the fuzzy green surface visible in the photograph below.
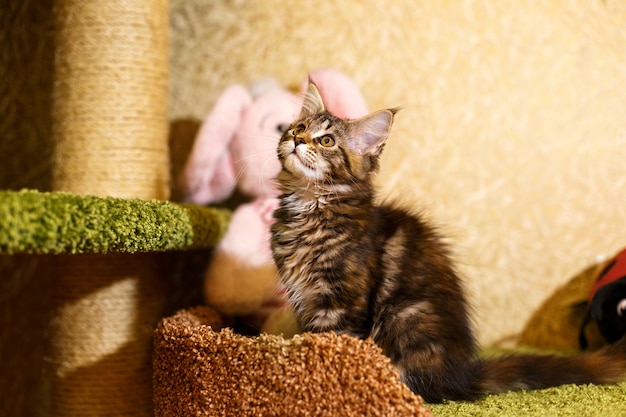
[0,189,230,254]
[429,382,626,417]
[428,346,626,416]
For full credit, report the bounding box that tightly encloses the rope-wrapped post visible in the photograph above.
[50,1,169,416]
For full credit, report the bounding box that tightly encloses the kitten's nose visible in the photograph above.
[294,135,307,146]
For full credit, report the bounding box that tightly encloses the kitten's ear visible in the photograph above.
[348,108,397,155]
[299,80,326,118]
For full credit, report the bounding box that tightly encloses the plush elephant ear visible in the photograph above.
[305,68,369,119]
[180,85,252,204]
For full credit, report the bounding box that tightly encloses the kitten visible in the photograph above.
[270,80,626,403]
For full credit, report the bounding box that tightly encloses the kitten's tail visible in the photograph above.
[403,337,626,403]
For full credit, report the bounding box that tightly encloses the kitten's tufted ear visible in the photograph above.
[299,80,326,118]
[348,109,397,156]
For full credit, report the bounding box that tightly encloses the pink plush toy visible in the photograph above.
[181,68,368,334]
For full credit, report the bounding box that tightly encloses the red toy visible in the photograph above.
[580,247,626,348]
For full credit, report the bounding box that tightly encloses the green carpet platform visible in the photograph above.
[431,383,626,417]
[0,189,230,255]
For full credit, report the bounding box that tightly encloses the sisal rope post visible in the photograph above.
[50,1,169,416]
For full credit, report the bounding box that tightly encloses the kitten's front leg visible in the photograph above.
[301,307,347,333]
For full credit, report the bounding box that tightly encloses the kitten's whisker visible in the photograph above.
[233,149,276,166]
[259,153,281,195]
[232,149,278,190]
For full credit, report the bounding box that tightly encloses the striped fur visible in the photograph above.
[270,82,626,403]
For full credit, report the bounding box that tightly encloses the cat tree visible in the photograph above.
[51,1,169,415]
[1,2,229,415]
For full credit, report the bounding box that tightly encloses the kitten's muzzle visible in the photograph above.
[287,125,311,146]
[293,133,310,147]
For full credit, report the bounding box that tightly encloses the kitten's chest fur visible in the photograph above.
[272,193,377,337]
[272,194,366,324]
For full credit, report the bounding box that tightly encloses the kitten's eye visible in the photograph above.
[319,135,335,147]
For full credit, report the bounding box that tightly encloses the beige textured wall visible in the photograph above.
[169,0,626,345]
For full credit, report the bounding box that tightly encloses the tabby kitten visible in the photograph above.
[270,81,626,403]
